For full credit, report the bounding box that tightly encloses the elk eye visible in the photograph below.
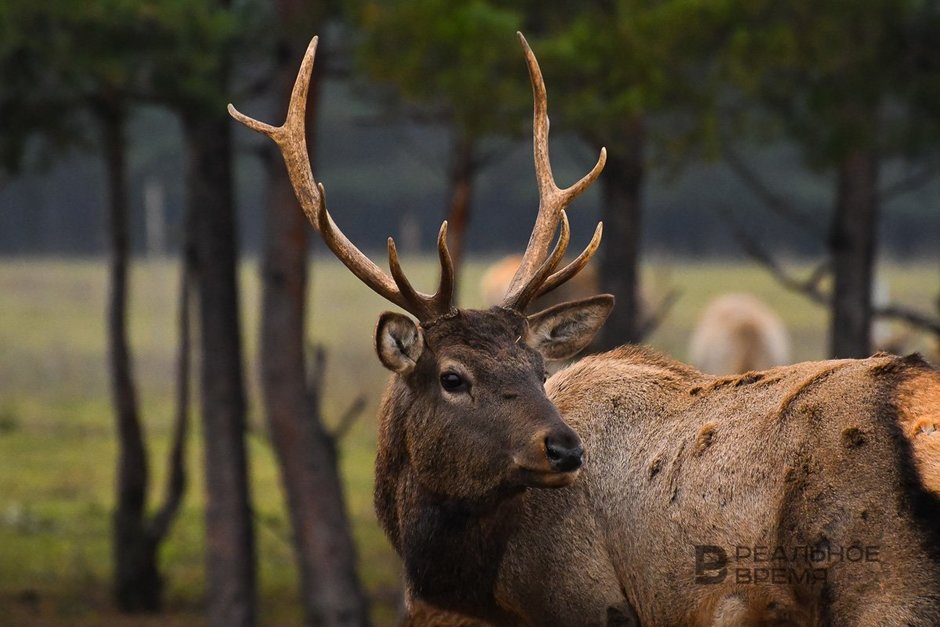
[440,371,467,392]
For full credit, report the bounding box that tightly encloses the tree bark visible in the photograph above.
[184,109,256,627]
[446,133,476,297]
[596,118,645,350]
[258,26,371,625]
[147,250,193,551]
[101,106,163,613]
[828,148,879,358]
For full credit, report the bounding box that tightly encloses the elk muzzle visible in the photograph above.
[545,433,584,473]
[513,422,585,489]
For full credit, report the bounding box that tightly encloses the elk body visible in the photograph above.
[231,34,940,626]
[689,292,791,375]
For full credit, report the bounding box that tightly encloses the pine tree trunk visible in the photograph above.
[446,134,475,297]
[596,119,645,350]
[101,107,163,613]
[258,28,370,625]
[829,149,879,358]
[184,109,256,627]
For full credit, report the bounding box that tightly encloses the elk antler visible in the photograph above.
[227,37,455,322]
[502,33,607,312]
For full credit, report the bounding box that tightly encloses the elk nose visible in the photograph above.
[545,435,584,473]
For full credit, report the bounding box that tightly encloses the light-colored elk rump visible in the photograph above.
[480,254,600,311]
[689,292,791,375]
[230,33,940,627]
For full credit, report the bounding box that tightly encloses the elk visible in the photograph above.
[479,253,600,311]
[479,256,676,349]
[230,33,940,626]
[689,292,791,375]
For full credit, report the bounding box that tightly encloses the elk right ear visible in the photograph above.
[526,295,614,360]
[375,312,424,374]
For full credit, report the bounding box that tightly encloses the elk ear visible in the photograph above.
[375,312,424,374]
[526,295,614,360]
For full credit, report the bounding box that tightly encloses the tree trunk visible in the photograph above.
[446,134,475,297]
[258,26,370,625]
[596,119,645,350]
[828,149,879,358]
[100,107,163,613]
[184,109,256,627]
[146,244,194,562]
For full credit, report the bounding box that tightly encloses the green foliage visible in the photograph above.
[711,0,940,166]
[517,0,727,155]
[136,0,241,114]
[0,0,90,172]
[0,0,244,174]
[352,0,527,138]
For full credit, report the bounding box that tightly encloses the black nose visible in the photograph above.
[545,436,584,472]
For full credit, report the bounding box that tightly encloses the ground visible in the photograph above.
[0,256,935,626]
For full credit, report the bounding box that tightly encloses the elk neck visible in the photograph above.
[374,375,530,622]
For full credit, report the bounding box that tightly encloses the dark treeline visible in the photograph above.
[3,84,938,260]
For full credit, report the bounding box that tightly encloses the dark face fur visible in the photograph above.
[375,297,613,501]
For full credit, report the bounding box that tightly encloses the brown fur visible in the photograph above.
[547,349,940,625]
[375,312,940,625]
[896,362,940,493]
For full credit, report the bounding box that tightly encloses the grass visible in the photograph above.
[0,256,936,625]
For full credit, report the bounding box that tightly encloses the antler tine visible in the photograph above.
[503,32,607,309]
[229,36,454,320]
[386,222,456,320]
[536,221,603,299]
[505,211,572,311]
[228,36,323,218]
[387,237,429,318]
[433,222,456,314]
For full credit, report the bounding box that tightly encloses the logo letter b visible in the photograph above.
[695,545,728,584]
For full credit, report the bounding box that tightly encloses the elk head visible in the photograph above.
[229,33,612,498]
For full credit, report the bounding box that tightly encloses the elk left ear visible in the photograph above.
[375,312,424,374]
[526,295,614,360]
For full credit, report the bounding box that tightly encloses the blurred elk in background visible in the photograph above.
[479,254,599,311]
[688,292,791,375]
[480,255,677,350]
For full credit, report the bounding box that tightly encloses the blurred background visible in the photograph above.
[0,0,938,625]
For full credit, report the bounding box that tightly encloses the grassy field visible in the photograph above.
[0,256,936,626]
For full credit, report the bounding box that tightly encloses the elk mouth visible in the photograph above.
[513,465,582,489]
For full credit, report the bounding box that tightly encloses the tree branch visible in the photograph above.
[303,343,367,441]
[722,146,825,238]
[721,206,940,339]
[874,303,940,336]
[330,395,367,441]
[878,164,938,203]
[637,288,681,341]
[305,342,327,404]
[720,206,831,306]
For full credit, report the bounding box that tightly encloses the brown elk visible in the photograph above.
[689,292,791,375]
[231,33,940,626]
